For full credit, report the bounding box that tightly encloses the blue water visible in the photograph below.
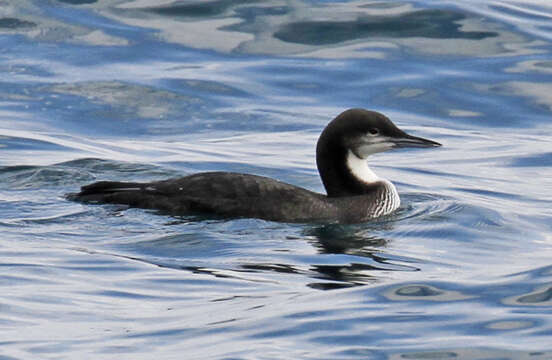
[1,0,552,358]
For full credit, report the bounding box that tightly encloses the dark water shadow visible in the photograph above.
[273,9,498,45]
[56,0,97,4]
[301,222,420,290]
[0,17,36,29]
[370,348,552,360]
[305,223,390,256]
[509,152,552,167]
[147,0,262,18]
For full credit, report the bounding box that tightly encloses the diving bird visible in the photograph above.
[68,109,441,223]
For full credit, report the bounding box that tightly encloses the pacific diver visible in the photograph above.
[68,109,441,223]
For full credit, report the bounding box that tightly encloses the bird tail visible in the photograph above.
[66,181,147,203]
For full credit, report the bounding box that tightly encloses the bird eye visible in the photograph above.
[368,128,379,135]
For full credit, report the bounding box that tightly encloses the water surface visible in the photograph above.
[1,0,552,358]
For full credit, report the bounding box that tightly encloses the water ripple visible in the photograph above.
[2,0,552,358]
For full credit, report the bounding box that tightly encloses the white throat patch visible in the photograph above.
[346,150,379,184]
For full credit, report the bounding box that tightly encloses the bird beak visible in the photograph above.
[352,131,441,159]
[392,133,441,149]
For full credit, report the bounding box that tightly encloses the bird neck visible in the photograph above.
[345,150,379,184]
[317,144,385,197]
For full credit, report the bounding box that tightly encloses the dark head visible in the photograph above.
[316,108,441,197]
